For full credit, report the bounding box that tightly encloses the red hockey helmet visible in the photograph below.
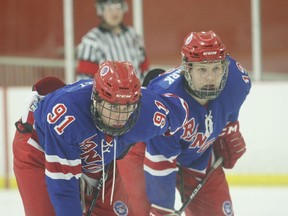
[181,31,229,100]
[91,61,141,136]
[93,60,141,104]
[181,30,227,63]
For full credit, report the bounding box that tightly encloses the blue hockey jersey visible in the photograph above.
[33,79,188,216]
[143,56,252,209]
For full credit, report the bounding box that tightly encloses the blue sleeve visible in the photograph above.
[222,56,252,122]
[46,178,83,216]
[144,135,182,209]
[34,98,84,216]
[122,88,188,143]
[227,56,251,111]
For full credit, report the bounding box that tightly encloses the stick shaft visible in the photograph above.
[175,157,223,215]
[86,163,112,216]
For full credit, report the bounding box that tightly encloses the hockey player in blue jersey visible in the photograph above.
[118,31,252,216]
[12,60,189,216]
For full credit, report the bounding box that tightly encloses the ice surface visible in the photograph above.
[1,186,287,216]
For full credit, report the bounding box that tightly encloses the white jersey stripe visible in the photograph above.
[144,164,178,176]
[45,170,82,180]
[45,154,81,167]
[145,151,178,163]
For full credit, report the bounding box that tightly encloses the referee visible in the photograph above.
[76,0,149,82]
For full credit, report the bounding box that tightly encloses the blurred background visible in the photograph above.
[0,1,288,213]
[1,0,288,85]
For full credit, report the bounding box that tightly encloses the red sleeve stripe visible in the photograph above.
[145,151,177,163]
[45,155,82,180]
[46,154,81,166]
[144,152,178,176]
[45,170,82,180]
[143,164,178,176]
[144,157,177,171]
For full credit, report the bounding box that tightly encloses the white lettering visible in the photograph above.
[164,70,181,84]
[116,94,132,98]
[203,51,217,56]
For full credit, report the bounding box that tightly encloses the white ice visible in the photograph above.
[1,186,288,215]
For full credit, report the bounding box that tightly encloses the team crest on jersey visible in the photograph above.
[222,201,233,216]
[29,99,38,112]
[113,200,128,216]
[204,110,213,137]
[100,65,110,76]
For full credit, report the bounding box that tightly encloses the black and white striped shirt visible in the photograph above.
[76,24,149,81]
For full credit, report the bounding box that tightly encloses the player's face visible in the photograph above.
[102,3,125,27]
[97,100,137,128]
[188,61,224,91]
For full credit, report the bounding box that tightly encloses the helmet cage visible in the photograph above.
[181,31,229,100]
[96,0,128,16]
[182,59,229,100]
[91,91,141,136]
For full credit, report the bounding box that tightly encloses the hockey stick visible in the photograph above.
[86,163,112,216]
[86,144,135,215]
[167,157,223,216]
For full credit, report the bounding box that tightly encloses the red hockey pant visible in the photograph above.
[13,130,134,216]
[118,142,234,216]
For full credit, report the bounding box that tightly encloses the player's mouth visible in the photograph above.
[112,124,125,128]
[201,84,216,90]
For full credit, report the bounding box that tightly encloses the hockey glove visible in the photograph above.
[213,121,246,169]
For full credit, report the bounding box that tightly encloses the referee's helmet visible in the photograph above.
[95,0,128,16]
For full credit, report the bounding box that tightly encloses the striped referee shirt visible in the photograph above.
[76,24,149,81]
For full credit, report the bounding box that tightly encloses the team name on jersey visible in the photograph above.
[181,118,215,153]
[163,70,181,85]
[79,134,102,173]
